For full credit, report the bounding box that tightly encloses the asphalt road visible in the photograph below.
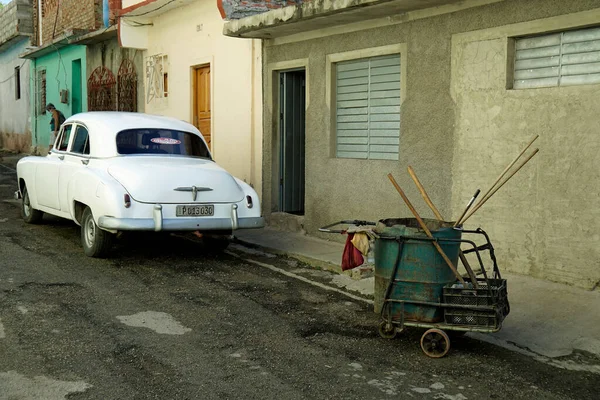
[0,154,597,400]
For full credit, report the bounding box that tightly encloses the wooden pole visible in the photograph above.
[459,134,539,226]
[407,166,443,219]
[387,173,465,284]
[461,148,539,225]
[407,166,479,288]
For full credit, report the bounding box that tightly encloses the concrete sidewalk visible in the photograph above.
[235,227,600,370]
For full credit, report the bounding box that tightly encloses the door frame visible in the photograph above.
[190,60,214,155]
[266,59,310,215]
[278,68,306,214]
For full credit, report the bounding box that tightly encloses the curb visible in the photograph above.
[232,235,374,280]
[232,235,342,273]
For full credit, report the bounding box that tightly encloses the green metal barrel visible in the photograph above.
[374,218,462,323]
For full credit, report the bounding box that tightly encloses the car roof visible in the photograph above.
[62,112,206,158]
[65,112,200,134]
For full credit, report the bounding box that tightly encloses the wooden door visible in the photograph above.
[193,66,211,149]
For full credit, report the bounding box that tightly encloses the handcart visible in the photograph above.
[320,219,510,358]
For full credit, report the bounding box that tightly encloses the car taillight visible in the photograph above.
[124,194,131,208]
[246,195,253,208]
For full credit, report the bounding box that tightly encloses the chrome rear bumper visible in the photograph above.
[98,204,264,232]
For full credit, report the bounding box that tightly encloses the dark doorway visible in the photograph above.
[279,69,306,215]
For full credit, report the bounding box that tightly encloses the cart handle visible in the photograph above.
[319,220,376,233]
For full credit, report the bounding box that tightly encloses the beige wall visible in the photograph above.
[121,0,263,193]
[263,0,600,289]
[451,9,600,289]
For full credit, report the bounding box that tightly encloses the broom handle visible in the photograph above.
[454,189,481,228]
[388,173,465,284]
[459,134,539,225]
[407,166,443,220]
[461,149,539,224]
[407,167,479,288]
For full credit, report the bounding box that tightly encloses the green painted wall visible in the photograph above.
[29,45,87,150]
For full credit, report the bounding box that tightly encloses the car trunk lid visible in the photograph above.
[107,156,245,204]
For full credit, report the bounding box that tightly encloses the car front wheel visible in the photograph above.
[81,207,114,258]
[21,185,44,224]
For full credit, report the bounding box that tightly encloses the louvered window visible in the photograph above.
[336,54,401,160]
[514,27,600,89]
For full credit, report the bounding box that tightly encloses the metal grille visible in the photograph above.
[117,59,138,112]
[35,68,46,115]
[88,66,116,111]
[146,54,168,103]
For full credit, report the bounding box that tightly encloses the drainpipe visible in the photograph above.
[103,0,110,27]
[38,0,43,45]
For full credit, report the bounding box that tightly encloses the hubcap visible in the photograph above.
[23,193,31,217]
[85,217,96,248]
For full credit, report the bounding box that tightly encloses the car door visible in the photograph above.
[59,123,90,213]
[35,124,74,210]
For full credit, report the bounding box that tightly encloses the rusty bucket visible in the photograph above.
[374,218,461,323]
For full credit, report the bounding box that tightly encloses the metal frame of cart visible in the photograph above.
[320,221,510,358]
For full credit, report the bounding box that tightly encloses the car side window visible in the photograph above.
[71,125,90,155]
[57,124,73,152]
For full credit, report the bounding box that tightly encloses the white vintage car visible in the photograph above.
[15,112,264,257]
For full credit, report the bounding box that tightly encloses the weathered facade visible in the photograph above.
[22,0,131,152]
[119,0,263,194]
[0,0,34,152]
[225,0,600,289]
[33,0,103,46]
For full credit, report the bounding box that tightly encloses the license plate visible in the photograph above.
[176,205,214,217]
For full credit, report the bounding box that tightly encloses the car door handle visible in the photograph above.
[81,159,89,165]
[58,155,65,160]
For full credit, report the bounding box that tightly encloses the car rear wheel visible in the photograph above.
[21,185,44,224]
[81,207,114,258]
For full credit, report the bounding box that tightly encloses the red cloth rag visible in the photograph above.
[341,233,364,271]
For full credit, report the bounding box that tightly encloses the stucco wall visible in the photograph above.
[30,45,87,150]
[0,37,31,152]
[263,0,600,288]
[450,10,600,289]
[137,0,263,193]
[86,37,145,113]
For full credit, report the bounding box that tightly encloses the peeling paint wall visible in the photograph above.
[262,0,600,288]
[0,37,32,152]
[219,0,302,20]
[85,37,145,114]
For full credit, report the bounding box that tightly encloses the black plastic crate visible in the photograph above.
[443,279,509,327]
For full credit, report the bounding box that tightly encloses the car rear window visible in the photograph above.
[116,129,211,159]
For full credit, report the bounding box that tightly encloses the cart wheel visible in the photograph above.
[420,329,450,358]
[378,321,397,340]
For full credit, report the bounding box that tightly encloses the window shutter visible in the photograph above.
[514,27,600,89]
[336,54,401,160]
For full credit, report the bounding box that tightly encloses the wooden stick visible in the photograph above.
[461,148,539,224]
[407,166,443,219]
[408,166,479,288]
[387,173,465,284]
[459,134,539,225]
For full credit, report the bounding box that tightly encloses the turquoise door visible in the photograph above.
[72,59,82,115]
